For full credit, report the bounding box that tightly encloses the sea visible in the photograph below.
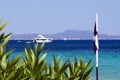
[6,40,120,80]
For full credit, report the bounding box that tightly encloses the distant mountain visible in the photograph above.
[11,34,38,40]
[44,29,93,40]
[11,29,120,40]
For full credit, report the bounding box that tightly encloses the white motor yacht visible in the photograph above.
[33,35,52,43]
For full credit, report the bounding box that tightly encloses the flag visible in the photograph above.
[93,21,99,53]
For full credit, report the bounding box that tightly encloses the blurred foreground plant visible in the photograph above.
[65,57,94,80]
[23,43,48,79]
[0,19,22,79]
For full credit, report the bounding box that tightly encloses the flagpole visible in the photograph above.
[96,13,99,80]
[96,50,98,80]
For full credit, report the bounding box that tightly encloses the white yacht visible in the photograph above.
[33,35,52,43]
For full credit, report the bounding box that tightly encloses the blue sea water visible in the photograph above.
[7,40,120,80]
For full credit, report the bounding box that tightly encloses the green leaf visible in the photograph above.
[4,33,12,39]
[0,46,4,59]
[83,59,92,73]
[58,61,69,75]
[0,61,7,71]
[25,48,32,63]
[74,67,80,76]
[0,32,4,41]
[86,59,92,67]
[64,71,68,77]
[2,54,6,62]
[6,49,15,59]
[6,71,15,80]
[7,54,22,70]
[34,43,38,54]
[49,65,52,76]
[53,55,56,65]
[67,75,76,80]
[31,49,36,69]
[83,66,94,80]
[21,77,29,80]
[74,57,78,68]
[68,63,74,76]
[37,43,45,56]
[38,51,47,64]
[0,54,7,71]
[0,21,8,31]
[53,55,59,67]
[1,33,11,47]
[0,18,3,23]
[33,61,45,78]
[80,57,84,66]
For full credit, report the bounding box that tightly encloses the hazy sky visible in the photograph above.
[0,0,120,35]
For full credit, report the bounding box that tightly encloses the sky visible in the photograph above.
[0,0,120,35]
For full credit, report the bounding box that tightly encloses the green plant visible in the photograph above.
[0,19,22,80]
[23,43,48,80]
[64,57,94,80]
[45,55,69,80]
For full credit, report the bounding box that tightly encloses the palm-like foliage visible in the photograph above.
[65,57,94,80]
[0,19,22,79]
[45,55,69,80]
[23,43,48,80]
[23,43,69,80]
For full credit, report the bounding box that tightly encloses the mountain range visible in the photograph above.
[11,29,120,40]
